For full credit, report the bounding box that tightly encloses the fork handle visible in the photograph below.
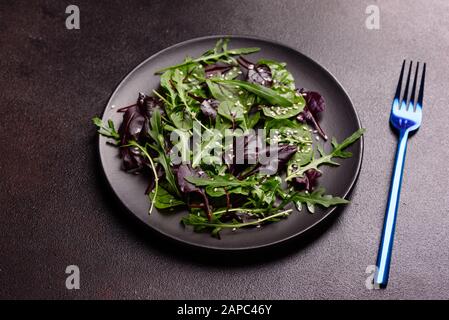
[375,129,409,288]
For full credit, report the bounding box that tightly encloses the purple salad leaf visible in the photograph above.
[237,56,273,87]
[294,168,322,192]
[247,64,273,87]
[174,164,212,219]
[296,88,327,140]
[200,99,220,119]
[137,92,165,118]
[117,105,146,172]
[257,144,297,175]
[225,133,260,175]
[228,132,296,176]
[300,88,325,114]
[205,63,233,78]
[117,93,165,172]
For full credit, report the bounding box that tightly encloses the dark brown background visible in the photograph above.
[1,0,448,299]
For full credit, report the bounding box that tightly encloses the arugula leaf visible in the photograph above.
[286,128,365,181]
[125,140,159,214]
[191,123,223,168]
[160,64,206,130]
[287,146,314,177]
[211,79,293,107]
[92,117,120,141]
[147,110,180,196]
[205,185,249,197]
[286,188,349,213]
[160,70,178,108]
[182,208,293,238]
[156,39,260,73]
[185,174,257,188]
[250,176,282,207]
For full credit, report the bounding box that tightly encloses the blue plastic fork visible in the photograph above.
[375,60,426,288]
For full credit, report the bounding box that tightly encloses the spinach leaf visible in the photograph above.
[206,79,255,108]
[258,59,296,90]
[261,91,305,119]
[217,101,246,128]
[150,186,185,209]
[265,119,312,145]
[247,111,261,129]
[212,79,292,107]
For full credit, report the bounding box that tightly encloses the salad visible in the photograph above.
[93,39,364,238]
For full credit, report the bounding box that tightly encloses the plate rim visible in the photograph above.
[98,34,364,251]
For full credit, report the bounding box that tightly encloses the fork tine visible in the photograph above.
[401,61,413,108]
[408,62,419,110]
[393,60,406,107]
[417,63,426,108]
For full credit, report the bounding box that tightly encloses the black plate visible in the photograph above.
[99,35,363,251]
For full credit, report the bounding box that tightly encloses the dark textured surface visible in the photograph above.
[1,0,448,299]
